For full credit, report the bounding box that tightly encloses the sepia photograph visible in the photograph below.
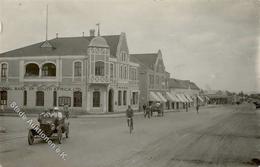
[0,0,259,166]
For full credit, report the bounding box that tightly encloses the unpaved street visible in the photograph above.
[0,104,259,167]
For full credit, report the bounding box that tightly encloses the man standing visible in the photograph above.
[144,105,151,118]
[63,104,69,119]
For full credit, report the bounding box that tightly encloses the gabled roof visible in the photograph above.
[168,78,200,90]
[130,53,158,70]
[0,35,120,58]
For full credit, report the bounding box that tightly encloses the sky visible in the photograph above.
[0,0,259,93]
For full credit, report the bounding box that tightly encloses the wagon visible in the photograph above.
[151,105,164,117]
[28,113,69,145]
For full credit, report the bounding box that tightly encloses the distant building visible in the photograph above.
[130,50,170,109]
[168,78,201,109]
[0,31,139,112]
[204,90,233,105]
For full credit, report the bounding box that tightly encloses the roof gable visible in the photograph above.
[130,53,158,70]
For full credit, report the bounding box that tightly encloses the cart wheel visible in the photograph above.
[65,125,69,138]
[58,129,62,144]
[28,130,34,145]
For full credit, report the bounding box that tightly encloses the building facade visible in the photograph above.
[168,78,201,109]
[0,31,139,113]
[130,50,170,109]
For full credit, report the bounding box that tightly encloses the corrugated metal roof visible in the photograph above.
[130,53,158,70]
[0,35,120,58]
[168,78,200,90]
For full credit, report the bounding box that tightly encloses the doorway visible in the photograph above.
[108,89,114,112]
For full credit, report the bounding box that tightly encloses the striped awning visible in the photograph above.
[184,94,193,102]
[180,94,189,103]
[197,95,204,102]
[149,92,161,102]
[205,96,210,101]
[156,92,167,102]
[166,92,179,102]
[176,94,187,103]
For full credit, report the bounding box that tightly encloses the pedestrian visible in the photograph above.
[160,103,164,116]
[144,105,151,118]
[63,104,70,119]
[196,104,199,114]
[143,104,147,114]
[186,103,188,112]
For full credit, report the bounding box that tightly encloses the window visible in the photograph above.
[123,91,127,105]
[74,61,82,77]
[156,76,159,85]
[25,63,39,76]
[132,92,138,105]
[1,63,7,78]
[53,91,57,107]
[73,91,82,107]
[120,65,123,79]
[36,91,44,106]
[110,63,114,79]
[59,96,71,107]
[24,91,27,106]
[0,91,7,105]
[93,91,100,107]
[124,66,127,79]
[95,61,105,76]
[118,90,122,106]
[42,63,56,76]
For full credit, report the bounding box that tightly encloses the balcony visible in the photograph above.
[89,75,110,84]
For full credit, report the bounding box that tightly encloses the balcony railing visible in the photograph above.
[89,75,110,84]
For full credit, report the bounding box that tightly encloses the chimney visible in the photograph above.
[90,29,95,37]
[56,33,58,39]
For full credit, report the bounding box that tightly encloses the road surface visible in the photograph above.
[0,103,259,167]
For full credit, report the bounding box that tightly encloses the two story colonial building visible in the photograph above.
[0,31,139,113]
[130,50,170,109]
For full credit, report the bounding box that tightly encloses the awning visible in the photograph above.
[166,92,179,102]
[180,94,189,103]
[197,95,204,102]
[184,94,193,102]
[156,92,167,102]
[176,94,187,103]
[205,96,210,101]
[166,92,180,102]
[149,92,161,102]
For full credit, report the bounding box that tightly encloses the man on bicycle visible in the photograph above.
[126,105,134,129]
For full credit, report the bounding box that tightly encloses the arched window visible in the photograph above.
[0,91,7,105]
[74,61,82,77]
[1,63,8,78]
[93,91,100,107]
[36,91,44,106]
[124,66,127,79]
[42,63,56,76]
[25,63,39,76]
[118,90,122,106]
[123,90,127,105]
[73,91,82,107]
[95,61,104,76]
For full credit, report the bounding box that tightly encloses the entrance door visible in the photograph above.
[108,89,114,112]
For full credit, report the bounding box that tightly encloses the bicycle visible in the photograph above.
[127,117,133,134]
